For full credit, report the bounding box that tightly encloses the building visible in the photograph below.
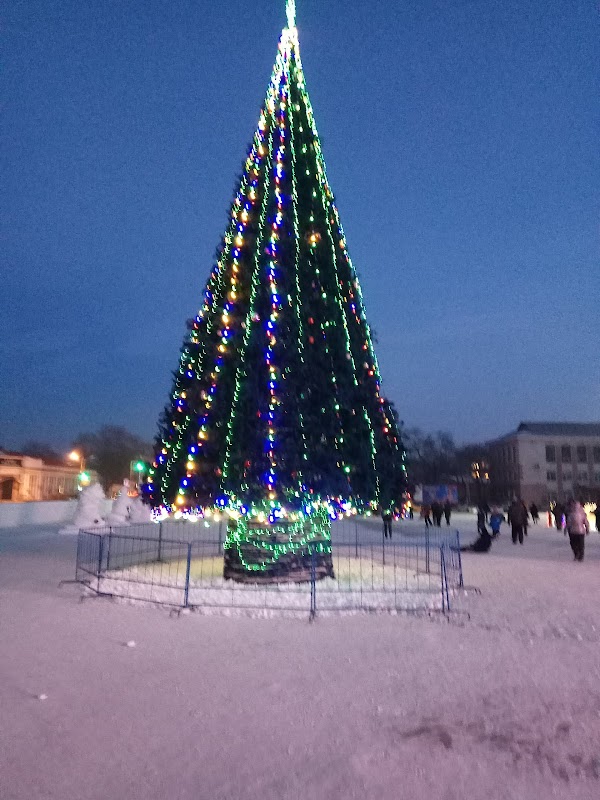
[488,422,600,507]
[0,451,81,502]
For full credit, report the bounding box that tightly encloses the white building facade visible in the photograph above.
[0,452,80,502]
[488,422,600,507]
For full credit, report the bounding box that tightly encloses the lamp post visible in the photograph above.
[130,460,146,493]
[68,450,90,490]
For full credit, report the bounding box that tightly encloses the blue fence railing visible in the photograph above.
[74,520,463,617]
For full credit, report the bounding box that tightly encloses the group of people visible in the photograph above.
[421,500,453,528]
[461,497,597,562]
[380,500,454,538]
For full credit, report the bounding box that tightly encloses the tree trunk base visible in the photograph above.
[223,515,334,585]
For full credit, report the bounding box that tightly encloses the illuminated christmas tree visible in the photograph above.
[145,0,406,582]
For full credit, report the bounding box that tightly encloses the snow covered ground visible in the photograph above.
[96,554,444,614]
[1,512,600,799]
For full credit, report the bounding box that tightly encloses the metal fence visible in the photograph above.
[74,518,463,618]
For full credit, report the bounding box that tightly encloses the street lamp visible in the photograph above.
[130,459,146,493]
[67,450,89,490]
[68,450,84,469]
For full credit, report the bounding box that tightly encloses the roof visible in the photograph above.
[516,422,600,437]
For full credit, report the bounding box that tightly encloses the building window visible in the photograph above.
[562,472,572,482]
[595,473,600,484]
[561,446,571,463]
[577,472,588,483]
[545,445,556,463]
[546,471,556,481]
[593,447,600,464]
[577,445,587,463]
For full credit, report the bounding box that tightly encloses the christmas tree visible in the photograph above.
[145,0,406,582]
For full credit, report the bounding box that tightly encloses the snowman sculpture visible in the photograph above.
[60,483,106,534]
[106,481,132,526]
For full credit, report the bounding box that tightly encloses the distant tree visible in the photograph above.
[21,441,61,462]
[403,428,457,487]
[71,426,153,491]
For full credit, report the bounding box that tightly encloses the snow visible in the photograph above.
[1,513,600,799]
[96,554,445,615]
[0,497,116,529]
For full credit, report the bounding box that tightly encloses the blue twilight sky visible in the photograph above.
[1,0,598,451]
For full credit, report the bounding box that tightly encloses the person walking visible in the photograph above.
[508,497,528,545]
[381,508,393,539]
[553,502,565,531]
[489,508,505,538]
[529,503,539,524]
[422,504,432,528]
[443,499,452,526]
[431,501,443,527]
[594,504,600,533]
[566,499,589,561]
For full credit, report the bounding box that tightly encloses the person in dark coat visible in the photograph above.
[381,508,393,539]
[422,504,432,528]
[508,497,528,545]
[431,501,443,527]
[460,525,492,553]
[594,504,600,533]
[443,500,452,526]
[553,502,565,531]
[529,503,539,523]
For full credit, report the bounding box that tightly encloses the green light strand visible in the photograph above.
[288,55,310,480]
[292,41,399,479]
[221,69,281,489]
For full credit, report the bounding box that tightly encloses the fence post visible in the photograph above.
[75,531,82,581]
[425,528,430,574]
[354,519,358,558]
[97,535,104,594]
[106,527,112,571]
[440,546,450,612]
[183,543,192,608]
[157,521,163,562]
[382,523,386,567]
[455,530,463,587]
[218,519,223,554]
[309,545,317,622]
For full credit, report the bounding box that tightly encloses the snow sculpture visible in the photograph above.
[60,483,106,534]
[106,482,132,526]
[128,496,153,524]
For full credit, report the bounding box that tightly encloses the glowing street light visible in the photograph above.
[130,459,147,492]
[68,450,83,466]
[67,450,88,490]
